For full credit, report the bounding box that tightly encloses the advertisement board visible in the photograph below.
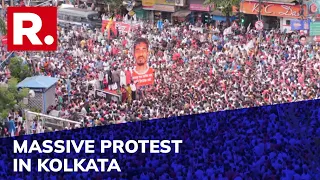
[310,22,320,36]
[307,0,319,16]
[290,20,310,31]
[154,4,175,12]
[142,0,156,8]
[190,4,210,12]
[240,2,307,18]
[156,0,175,5]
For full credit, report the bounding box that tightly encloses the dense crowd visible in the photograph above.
[0,12,319,179]
[0,20,320,134]
[46,22,319,128]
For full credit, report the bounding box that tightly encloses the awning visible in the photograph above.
[210,10,223,16]
[79,0,94,3]
[172,10,191,18]
[211,16,236,21]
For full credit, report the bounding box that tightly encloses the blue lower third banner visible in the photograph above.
[0,100,320,179]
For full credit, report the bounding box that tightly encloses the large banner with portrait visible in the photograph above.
[131,38,155,87]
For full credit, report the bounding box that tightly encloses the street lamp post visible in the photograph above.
[257,0,263,78]
[258,0,262,21]
[258,0,262,44]
[299,0,304,19]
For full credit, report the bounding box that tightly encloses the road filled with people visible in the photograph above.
[0,19,319,179]
[46,23,320,126]
[0,21,318,131]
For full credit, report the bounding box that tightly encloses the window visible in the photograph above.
[63,15,70,21]
[88,14,101,22]
[71,16,81,22]
[286,20,290,25]
[58,14,64,19]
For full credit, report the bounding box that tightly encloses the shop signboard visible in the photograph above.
[154,4,175,12]
[240,2,307,19]
[142,0,155,9]
[190,4,211,12]
[310,22,320,36]
[290,20,310,31]
[156,0,175,5]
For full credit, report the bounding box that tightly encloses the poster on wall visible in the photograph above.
[307,0,319,15]
[290,20,310,31]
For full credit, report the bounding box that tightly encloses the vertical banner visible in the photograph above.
[132,38,155,87]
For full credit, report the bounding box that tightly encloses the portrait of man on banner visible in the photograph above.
[132,38,154,87]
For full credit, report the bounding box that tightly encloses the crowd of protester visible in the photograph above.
[47,22,320,127]
[0,19,320,134]
[0,9,319,179]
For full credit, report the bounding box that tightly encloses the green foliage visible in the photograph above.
[8,57,32,82]
[204,0,241,23]
[0,17,7,35]
[104,0,123,10]
[30,107,41,113]
[0,78,29,120]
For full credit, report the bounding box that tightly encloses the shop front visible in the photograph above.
[210,10,236,27]
[240,1,307,31]
[172,10,191,24]
[134,8,148,21]
[142,0,177,23]
[154,4,176,22]
[171,0,188,24]
[142,0,156,23]
[189,0,213,25]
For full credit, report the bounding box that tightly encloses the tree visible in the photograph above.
[0,78,29,120]
[204,0,240,25]
[104,0,124,14]
[0,17,6,35]
[8,57,32,82]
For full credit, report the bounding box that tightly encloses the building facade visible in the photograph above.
[240,0,308,32]
[142,0,185,23]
